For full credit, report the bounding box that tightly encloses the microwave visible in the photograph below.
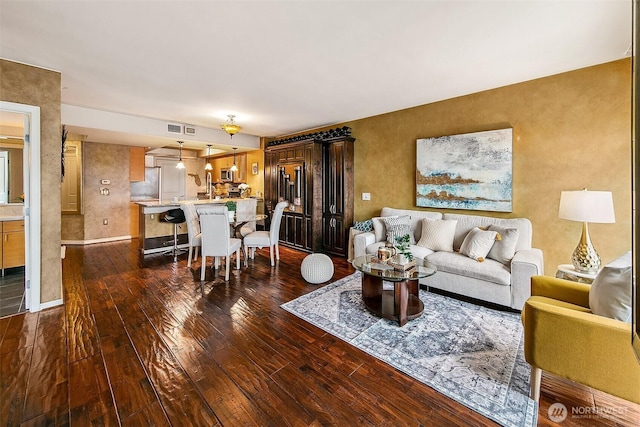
[220,168,233,181]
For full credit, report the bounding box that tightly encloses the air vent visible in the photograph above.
[184,125,196,136]
[167,123,183,134]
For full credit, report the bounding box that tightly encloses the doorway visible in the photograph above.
[0,101,41,315]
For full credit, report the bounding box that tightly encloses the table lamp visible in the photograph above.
[558,189,615,273]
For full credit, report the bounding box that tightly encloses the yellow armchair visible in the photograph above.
[522,275,640,404]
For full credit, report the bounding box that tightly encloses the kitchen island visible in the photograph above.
[134,198,262,254]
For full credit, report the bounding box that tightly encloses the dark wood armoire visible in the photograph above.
[264,127,354,257]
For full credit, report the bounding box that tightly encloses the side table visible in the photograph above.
[555,264,598,284]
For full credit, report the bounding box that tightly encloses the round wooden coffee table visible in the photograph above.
[352,255,437,326]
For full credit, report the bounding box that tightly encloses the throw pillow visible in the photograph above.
[353,219,373,232]
[459,227,499,262]
[589,251,632,322]
[486,224,520,265]
[372,215,397,242]
[382,215,415,245]
[416,218,457,252]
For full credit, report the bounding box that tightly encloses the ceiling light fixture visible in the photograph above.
[204,144,213,170]
[221,114,242,138]
[230,147,238,172]
[176,141,185,169]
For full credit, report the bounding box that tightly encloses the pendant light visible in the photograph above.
[230,147,238,172]
[176,141,185,169]
[204,144,213,170]
[221,115,242,138]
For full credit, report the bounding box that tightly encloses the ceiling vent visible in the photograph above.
[167,123,183,134]
[184,125,196,136]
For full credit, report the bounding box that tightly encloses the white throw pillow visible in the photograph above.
[589,251,632,322]
[416,218,457,252]
[372,215,397,242]
[486,224,520,265]
[382,215,414,244]
[459,227,498,262]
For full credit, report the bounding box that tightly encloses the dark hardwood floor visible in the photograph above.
[0,240,638,426]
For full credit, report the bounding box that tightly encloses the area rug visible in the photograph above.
[281,272,537,427]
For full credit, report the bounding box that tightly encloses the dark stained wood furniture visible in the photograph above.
[352,256,437,326]
[264,127,354,256]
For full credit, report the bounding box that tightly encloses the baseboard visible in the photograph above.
[39,298,63,310]
[62,236,132,245]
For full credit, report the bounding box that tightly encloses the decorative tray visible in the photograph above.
[388,257,416,271]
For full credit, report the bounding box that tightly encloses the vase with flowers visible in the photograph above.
[238,183,251,198]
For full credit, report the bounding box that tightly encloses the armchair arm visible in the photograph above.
[523,296,640,404]
[509,248,544,310]
[353,231,376,259]
[530,275,590,308]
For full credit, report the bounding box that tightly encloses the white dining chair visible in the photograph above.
[180,203,201,268]
[243,201,288,266]
[200,207,242,281]
[235,198,258,237]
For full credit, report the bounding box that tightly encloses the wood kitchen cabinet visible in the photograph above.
[2,219,25,274]
[265,127,354,256]
[130,146,146,181]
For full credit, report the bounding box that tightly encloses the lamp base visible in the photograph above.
[571,222,601,274]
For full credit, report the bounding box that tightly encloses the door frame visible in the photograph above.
[0,101,41,312]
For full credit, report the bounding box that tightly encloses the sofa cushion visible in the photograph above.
[372,215,397,242]
[589,251,632,322]
[410,244,436,260]
[426,251,511,286]
[459,227,499,262]
[486,224,520,265]
[416,218,457,252]
[443,213,532,252]
[380,207,442,243]
[382,215,415,244]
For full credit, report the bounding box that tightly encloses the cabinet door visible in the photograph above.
[3,220,25,269]
[130,146,145,182]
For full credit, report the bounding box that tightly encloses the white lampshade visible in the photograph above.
[558,190,615,224]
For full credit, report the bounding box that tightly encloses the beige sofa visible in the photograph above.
[352,207,544,310]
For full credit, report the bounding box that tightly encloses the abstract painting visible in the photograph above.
[416,128,512,212]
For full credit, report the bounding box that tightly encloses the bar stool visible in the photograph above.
[162,208,186,261]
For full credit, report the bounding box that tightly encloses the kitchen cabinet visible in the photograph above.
[2,219,25,275]
[130,146,145,181]
[265,127,354,256]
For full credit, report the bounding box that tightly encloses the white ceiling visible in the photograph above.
[0,0,632,152]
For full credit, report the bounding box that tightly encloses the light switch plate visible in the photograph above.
[362,192,371,201]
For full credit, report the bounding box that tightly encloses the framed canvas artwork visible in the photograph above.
[416,128,513,212]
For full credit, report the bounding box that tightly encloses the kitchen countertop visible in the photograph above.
[0,216,24,221]
[134,198,261,208]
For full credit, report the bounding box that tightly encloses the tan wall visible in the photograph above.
[83,142,131,240]
[341,59,631,276]
[245,150,264,197]
[0,59,62,303]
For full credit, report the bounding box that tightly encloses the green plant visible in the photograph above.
[225,200,236,211]
[394,234,413,261]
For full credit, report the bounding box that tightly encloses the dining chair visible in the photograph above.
[199,207,242,282]
[236,198,258,237]
[180,203,201,267]
[243,201,288,266]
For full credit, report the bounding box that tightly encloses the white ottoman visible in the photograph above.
[301,253,334,284]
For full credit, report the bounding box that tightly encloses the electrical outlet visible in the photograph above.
[362,192,371,201]
[103,218,108,225]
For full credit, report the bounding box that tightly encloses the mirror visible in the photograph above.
[61,139,82,214]
[0,111,24,204]
[277,162,304,214]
